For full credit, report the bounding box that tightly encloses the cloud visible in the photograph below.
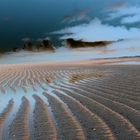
[106,5,140,24]
[121,14,140,24]
[53,19,140,42]
[62,9,91,24]
[0,39,139,64]
[21,38,31,42]
[107,1,126,11]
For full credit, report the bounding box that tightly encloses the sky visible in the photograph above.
[0,0,140,63]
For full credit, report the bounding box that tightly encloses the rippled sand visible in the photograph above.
[0,59,140,140]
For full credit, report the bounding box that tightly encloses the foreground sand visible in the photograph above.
[0,59,140,140]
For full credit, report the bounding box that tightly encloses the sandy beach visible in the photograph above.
[1,0,140,139]
[0,57,140,140]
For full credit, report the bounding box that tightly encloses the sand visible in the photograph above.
[0,57,140,140]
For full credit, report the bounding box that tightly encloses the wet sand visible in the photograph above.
[0,58,140,140]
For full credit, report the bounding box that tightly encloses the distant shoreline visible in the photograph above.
[0,56,140,66]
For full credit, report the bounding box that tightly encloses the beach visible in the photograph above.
[0,58,140,140]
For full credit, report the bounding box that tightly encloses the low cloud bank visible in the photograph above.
[0,39,139,64]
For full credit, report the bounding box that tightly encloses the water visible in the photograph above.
[0,0,140,52]
[114,61,140,65]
